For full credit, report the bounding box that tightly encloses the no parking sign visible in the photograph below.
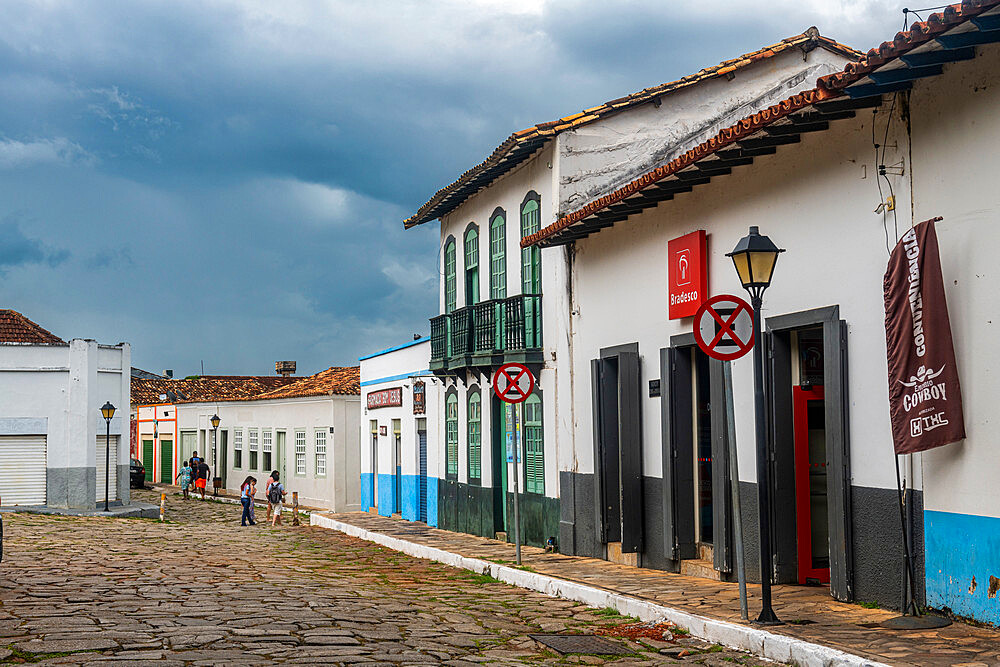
[693,294,755,361]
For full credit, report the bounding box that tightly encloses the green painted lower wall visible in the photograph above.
[437,479,559,549]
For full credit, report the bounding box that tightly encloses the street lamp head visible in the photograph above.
[100,401,116,421]
[726,226,784,299]
[210,414,221,429]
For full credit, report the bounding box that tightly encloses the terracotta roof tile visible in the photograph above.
[254,366,360,400]
[0,310,64,344]
[131,368,360,406]
[403,30,862,229]
[523,0,1000,247]
[131,376,300,406]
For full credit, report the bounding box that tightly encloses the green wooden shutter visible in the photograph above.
[490,213,506,299]
[446,393,458,478]
[465,227,479,305]
[444,239,457,314]
[468,391,481,484]
[524,395,544,494]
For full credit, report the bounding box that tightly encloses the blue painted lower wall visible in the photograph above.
[925,509,1000,625]
[359,471,438,526]
[360,472,374,511]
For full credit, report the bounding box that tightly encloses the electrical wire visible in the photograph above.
[902,5,952,31]
[872,109,891,253]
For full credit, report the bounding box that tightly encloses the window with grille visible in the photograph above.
[524,394,544,494]
[262,429,273,472]
[467,389,481,485]
[233,428,243,469]
[445,391,458,479]
[521,194,541,295]
[295,430,307,476]
[490,210,506,299]
[248,428,259,471]
[444,238,457,314]
[315,430,327,477]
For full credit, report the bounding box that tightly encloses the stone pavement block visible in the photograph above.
[18,638,119,652]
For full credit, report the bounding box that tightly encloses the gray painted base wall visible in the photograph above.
[47,467,94,510]
[563,473,923,611]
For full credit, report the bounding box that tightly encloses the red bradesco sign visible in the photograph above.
[668,230,708,319]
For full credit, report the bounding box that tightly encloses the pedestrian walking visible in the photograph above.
[267,471,287,527]
[195,459,210,500]
[175,460,192,499]
[239,476,256,526]
[264,470,278,522]
[248,476,258,524]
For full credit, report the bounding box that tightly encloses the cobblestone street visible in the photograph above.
[0,490,778,666]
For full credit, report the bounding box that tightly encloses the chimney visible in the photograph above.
[164,369,174,379]
[275,361,296,377]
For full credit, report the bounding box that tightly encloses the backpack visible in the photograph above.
[267,483,283,504]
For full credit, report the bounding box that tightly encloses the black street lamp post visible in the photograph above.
[726,226,784,626]
[100,402,116,513]
[210,414,221,496]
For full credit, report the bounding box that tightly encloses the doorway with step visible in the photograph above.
[591,342,642,565]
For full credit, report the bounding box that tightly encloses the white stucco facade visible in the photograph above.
[0,339,131,509]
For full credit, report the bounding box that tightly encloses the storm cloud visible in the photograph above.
[0,0,900,375]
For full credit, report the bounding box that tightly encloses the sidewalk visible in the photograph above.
[311,511,1000,667]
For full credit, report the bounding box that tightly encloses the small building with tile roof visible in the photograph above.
[0,309,132,511]
[402,30,861,552]
[133,366,361,512]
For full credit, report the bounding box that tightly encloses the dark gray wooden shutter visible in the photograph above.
[767,330,798,583]
[591,359,606,545]
[618,350,643,553]
[671,347,697,561]
[827,319,854,601]
[710,359,732,574]
[659,348,677,561]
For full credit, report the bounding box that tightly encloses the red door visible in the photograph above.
[793,385,830,585]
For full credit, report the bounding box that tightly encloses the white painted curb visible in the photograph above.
[310,513,889,667]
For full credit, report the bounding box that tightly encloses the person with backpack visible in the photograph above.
[267,471,287,526]
[264,471,277,522]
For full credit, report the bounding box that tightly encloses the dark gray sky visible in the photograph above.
[0,1,901,377]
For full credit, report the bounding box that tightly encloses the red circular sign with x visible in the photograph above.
[693,294,755,361]
[492,363,535,404]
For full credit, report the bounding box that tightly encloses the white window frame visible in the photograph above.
[233,428,243,469]
[249,428,259,470]
[315,429,327,477]
[294,430,307,477]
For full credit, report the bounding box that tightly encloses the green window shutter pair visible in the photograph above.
[467,391,481,484]
[520,198,541,295]
[446,393,459,478]
[465,228,479,305]
[490,213,506,299]
[444,239,457,314]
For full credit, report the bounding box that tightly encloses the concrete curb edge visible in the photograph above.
[310,513,889,667]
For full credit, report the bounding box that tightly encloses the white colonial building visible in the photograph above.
[359,337,441,524]
[403,31,859,549]
[134,367,362,511]
[0,310,131,510]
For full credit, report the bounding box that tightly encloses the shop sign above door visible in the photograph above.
[412,381,426,414]
[367,387,403,410]
[668,230,708,319]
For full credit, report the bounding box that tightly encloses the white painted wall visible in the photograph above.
[558,48,854,213]
[569,106,908,490]
[0,339,131,508]
[908,43,1000,518]
[174,394,361,512]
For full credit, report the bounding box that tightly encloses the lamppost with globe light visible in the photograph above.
[100,402,116,513]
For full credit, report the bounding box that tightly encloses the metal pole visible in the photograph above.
[723,361,748,621]
[895,454,920,616]
[104,418,111,512]
[751,295,781,625]
[512,401,522,566]
[213,426,219,496]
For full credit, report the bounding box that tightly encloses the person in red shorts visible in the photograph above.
[195,459,210,500]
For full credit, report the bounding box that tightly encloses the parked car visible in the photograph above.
[130,458,146,489]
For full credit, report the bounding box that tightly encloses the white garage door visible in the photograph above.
[96,435,118,502]
[0,435,47,505]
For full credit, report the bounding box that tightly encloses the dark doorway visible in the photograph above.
[591,343,642,558]
[491,395,508,536]
[766,306,853,601]
[219,430,228,488]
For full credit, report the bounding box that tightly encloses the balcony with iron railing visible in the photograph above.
[430,293,542,373]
